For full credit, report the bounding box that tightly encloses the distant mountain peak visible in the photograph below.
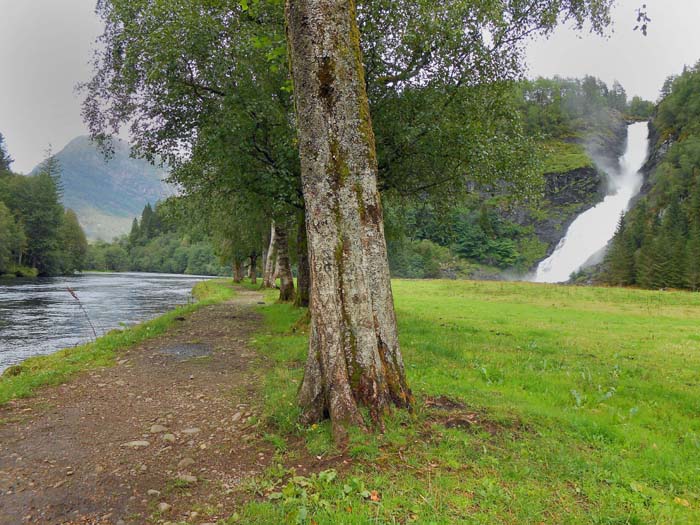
[31,136,175,241]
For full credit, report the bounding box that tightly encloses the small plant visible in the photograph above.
[66,287,98,339]
[266,469,377,524]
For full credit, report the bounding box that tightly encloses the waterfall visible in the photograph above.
[533,122,649,283]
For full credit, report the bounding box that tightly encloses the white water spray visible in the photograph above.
[533,122,649,283]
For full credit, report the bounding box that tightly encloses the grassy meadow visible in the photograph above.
[242,279,700,524]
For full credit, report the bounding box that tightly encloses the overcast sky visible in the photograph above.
[1,0,699,173]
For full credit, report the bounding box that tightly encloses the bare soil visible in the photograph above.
[0,288,279,524]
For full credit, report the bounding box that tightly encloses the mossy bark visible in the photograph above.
[233,259,244,283]
[275,226,296,302]
[286,0,413,443]
[295,212,311,307]
[248,253,258,285]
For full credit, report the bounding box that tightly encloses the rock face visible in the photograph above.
[535,166,605,259]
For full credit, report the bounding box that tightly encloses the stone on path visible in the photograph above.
[182,427,201,435]
[178,457,195,469]
[150,424,168,433]
[121,441,150,449]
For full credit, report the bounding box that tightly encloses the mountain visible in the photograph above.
[32,136,174,240]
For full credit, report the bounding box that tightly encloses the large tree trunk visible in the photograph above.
[263,220,277,288]
[233,258,244,283]
[276,226,296,302]
[286,0,413,442]
[294,212,310,308]
[248,253,258,285]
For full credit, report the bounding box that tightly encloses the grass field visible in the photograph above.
[242,279,700,524]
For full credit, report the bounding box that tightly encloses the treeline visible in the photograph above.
[0,136,88,277]
[86,202,229,276]
[603,62,700,290]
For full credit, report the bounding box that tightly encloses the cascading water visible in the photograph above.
[533,122,649,283]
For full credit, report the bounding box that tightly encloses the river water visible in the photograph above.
[534,122,650,283]
[0,272,212,373]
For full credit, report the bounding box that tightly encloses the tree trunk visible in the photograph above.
[276,226,296,302]
[263,220,277,288]
[294,212,310,308]
[233,258,244,283]
[286,0,413,442]
[248,253,258,285]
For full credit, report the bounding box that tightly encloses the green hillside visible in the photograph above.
[32,136,173,240]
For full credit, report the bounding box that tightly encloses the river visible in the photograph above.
[533,122,650,283]
[0,272,212,373]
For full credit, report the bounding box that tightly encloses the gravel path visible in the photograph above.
[0,288,274,524]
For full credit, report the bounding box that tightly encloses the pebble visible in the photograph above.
[150,424,168,433]
[147,489,161,496]
[157,502,172,513]
[182,428,201,435]
[178,457,195,469]
[232,412,242,422]
[162,434,176,443]
[178,474,197,484]
[121,441,150,449]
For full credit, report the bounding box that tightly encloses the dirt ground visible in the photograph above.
[0,288,281,524]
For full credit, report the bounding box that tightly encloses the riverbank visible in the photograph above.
[1,280,699,523]
[0,279,234,405]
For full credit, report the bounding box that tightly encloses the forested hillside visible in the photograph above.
[387,76,636,279]
[31,136,173,240]
[86,201,228,276]
[0,136,88,277]
[603,62,700,290]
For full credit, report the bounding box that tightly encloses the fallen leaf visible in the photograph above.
[370,490,381,502]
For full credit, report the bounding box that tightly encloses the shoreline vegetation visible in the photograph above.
[0,279,234,405]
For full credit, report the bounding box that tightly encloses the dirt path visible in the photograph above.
[0,287,275,525]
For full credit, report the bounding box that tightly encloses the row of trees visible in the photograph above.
[0,135,88,277]
[84,0,616,439]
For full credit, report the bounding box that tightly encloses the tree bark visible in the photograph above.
[233,258,244,283]
[248,253,258,285]
[276,226,296,302]
[286,0,413,442]
[294,212,310,308]
[263,220,277,288]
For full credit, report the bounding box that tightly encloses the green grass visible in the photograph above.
[0,279,235,405]
[242,279,700,524]
[542,141,594,173]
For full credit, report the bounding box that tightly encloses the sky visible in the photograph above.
[1,0,700,173]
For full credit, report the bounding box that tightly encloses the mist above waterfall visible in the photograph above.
[533,122,649,283]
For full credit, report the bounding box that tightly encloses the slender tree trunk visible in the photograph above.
[263,220,277,287]
[276,226,296,301]
[286,0,413,442]
[249,253,258,285]
[233,258,244,283]
[294,212,310,308]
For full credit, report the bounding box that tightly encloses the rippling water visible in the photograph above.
[0,272,212,373]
